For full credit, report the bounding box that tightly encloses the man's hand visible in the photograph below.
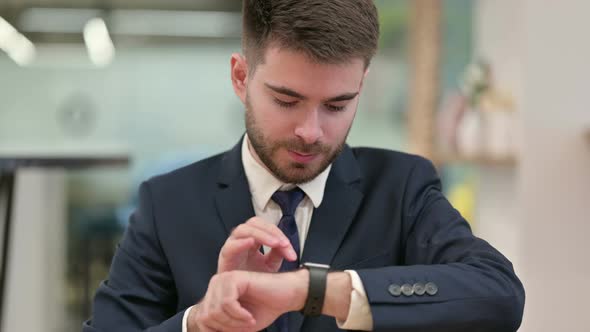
[187,270,308,332]
[217,217,298,273]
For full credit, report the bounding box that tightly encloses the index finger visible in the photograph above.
[244,217,292,247]
[230,223,283,248]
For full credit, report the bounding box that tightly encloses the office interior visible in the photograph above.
[0,0,588,331]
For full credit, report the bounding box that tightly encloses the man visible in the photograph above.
[84,0,525,331]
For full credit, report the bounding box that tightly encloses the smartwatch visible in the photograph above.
[300,262,330,316]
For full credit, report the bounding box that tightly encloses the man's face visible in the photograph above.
[232,46,367,184]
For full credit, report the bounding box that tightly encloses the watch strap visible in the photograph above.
[301,263,329,316]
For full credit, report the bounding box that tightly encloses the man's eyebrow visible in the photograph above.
[265,82,359,102]
[265,83,307,100]
[325,92,359,103]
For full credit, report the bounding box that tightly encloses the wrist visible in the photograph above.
[323,272,352,321]
[290,268,309,312]
[187,303,201,332]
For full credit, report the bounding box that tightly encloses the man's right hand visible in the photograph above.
[190,218,298,331]
[187,270,308,332]
[217,217,297,273]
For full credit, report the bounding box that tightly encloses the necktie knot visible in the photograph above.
[271,188,305,217]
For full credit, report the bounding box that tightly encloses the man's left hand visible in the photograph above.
[217,217,297,274]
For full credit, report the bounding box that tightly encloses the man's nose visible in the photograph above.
[294,108,323,145]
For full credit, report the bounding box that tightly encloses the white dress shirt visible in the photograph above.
[182,135,373,331]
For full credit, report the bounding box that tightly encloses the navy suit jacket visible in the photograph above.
[84,139,525,331]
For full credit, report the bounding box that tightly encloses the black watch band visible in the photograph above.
[300,262,330,316]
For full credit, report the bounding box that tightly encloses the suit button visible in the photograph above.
[401,284,414,296]
[413,283,426,296]
[425,282,438,296]
[388,284,402,297]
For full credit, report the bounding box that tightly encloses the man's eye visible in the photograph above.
[274,98,298,108]
[325,104,346,112]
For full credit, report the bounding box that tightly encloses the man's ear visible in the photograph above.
[230,53,249,104]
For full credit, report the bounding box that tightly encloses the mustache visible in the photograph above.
[277,139,330,154]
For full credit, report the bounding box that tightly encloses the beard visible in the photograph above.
[245,95,347,184]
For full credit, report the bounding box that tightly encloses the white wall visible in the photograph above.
[0,43,246,206]
[473,0,524,285]
[476,1,590,331]
[519,1,590,330]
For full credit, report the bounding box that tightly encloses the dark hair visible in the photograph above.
[242,0,379,71]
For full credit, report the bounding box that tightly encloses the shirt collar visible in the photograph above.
[241,134,331,211]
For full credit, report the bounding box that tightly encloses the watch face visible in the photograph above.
[302,262,330,269]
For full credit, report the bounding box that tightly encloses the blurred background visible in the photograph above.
[0,0,588,331]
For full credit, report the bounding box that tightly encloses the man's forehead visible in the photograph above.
[260,45,365,70]
[251,47,366,96]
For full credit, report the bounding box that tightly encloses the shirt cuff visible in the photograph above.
[182,305,194,332]
[335,270,374,331]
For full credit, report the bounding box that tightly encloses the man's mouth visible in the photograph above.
[288,150,318,163]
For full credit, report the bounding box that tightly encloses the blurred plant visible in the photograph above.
[459,59,491,107]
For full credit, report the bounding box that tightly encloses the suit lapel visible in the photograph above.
[214,137,256,235]
[265,325,279,332]
[292,146,364,332]
[301,145,363,266]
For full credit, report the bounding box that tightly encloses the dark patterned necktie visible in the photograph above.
[270,187,305,332]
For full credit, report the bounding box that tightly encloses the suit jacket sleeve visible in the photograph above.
[83,181,183,332]
[356,157,525,332]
